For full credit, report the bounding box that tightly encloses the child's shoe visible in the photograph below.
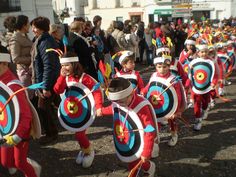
[218,88,224,96]
[193,118,202,131]
[210,99,215,109]
[8,168,17,175]
[225,80,232,86]
[76,150,84,165]
[143,161,156,177]
[168,132,178,146]
[151,143,159,158]
[202,109,208,120]
[27,158,41,177]
[82,149,95,168]
[188,100,194,108]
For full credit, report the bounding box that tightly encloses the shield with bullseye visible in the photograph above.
[146,77,178,121]
[58,83,95,132]
[0,81,19,137]
[189,58,215,94]
[112,104,144,163]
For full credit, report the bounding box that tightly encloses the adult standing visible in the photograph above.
[30,16,60,145]
[68,21,98,80]
[9,15,33,99]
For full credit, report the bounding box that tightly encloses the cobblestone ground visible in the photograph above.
[1,65,236,177]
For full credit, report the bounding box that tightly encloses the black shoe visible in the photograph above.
[39,135,58,145]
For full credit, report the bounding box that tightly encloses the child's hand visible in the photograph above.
[141,156,149,163]
[96,108,103,117]
[60,68,67,77]
[211,83,216,89]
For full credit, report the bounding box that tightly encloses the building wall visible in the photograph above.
[52,0,236,29]
[0,0,54,33]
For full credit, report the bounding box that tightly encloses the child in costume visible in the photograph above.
[179,38,197,108]
[53,52,103,168]
[215,43,230,96]
[114,50,144,94]
[208,45,221,109]
[101,77,157,177]
[141,52,184,146]
[190,44,218,130]
[0,52,41,177]
[157,46,188,87]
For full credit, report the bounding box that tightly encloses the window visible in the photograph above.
[93,0,100,9]
[116,0,123,8]
[131,0,140,7]
[116,16,123,22]
[0,0,21,13]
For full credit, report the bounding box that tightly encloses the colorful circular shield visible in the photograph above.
[146,77,178,121]
[189,58,215,94]
[219,55,231,73]
[228,52,236,70]
[113,105,144,163]
[0,81,19,137]
[58,84,95,132]
[182,59,190,74]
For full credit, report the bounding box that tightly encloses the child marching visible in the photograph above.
[100,77,158,177]
[141,51,185,146]
[53,52,103,168]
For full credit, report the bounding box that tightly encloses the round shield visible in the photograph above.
[58,83,95,132]
[189,58,215,94]
[228,52,236,69]
[219,55,231,73]
[0,81,19,137]
[146,77,178,121]
[182,59,190,75]
[113,105,144,163]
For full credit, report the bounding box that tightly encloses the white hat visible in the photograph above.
[60,56,79,64]
[153,55,172,65]
[156,47,170,56]
[0,53,11,63]
[184,39,196,45]
[196,44,208,51]
[118,51,134,64]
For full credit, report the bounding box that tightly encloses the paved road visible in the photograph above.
[1,65,236,177]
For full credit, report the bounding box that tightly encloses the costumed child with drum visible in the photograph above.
[188,44,218,131]
[114,50,144,94]
[53,52,103,168]
[141,52,184,147]
[0,51,41,177]
[100,77,157,177]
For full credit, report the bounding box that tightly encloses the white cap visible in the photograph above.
[196,44,208,51]
[185,39,196,45]
[156,47,170,56]
[60,57,79,64]
[0,53,11,63]
[153,55,172,65]
[118,51,134,64]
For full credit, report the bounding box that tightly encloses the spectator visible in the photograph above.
[31,16,60,145]
[68,21,98,80]
[9,15,34,99]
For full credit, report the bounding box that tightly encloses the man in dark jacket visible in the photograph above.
[31,17,60,145]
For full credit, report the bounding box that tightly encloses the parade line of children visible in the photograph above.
[0,25,236,177]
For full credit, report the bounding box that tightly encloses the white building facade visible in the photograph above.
[0,0,54,32]
[52,0,236,29]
